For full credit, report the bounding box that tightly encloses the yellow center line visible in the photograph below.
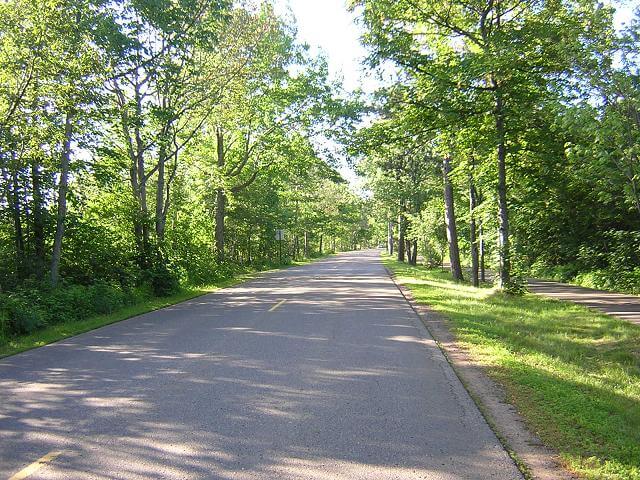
[9,451,63,480]
[268,299,287,312]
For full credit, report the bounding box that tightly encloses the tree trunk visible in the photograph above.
[332,237,336,253]
[387,220,394,255]
[423,237,429,264]
[397,212,406,262]
[469,177,479,287]
[155,136,178,252]
[9,168,25,278]
[31,161,45,280]
[135,138,150,269]
[319,234,323,254]
[139,202,150,269]
[494,87,510,287]
[155,144,166,243]
[215,126,225,262]
[443,156,464,281]
[407,239,417,266]
[50,112,73,287]
[136,95,151,269]
[117,75,150,270]
[479,221,486,283]
[304,231,309,258]
[411,239,418,265]
[133,218,145,268]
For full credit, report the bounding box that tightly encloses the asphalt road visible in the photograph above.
[529,278,640,325]
[1,251,522,480]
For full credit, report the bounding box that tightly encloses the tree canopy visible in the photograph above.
[0,0,370,338]
[351,0,640,294]
[2,0,640,336]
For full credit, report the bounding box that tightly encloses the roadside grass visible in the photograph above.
[383,257,640,480]
[0,255,330,359]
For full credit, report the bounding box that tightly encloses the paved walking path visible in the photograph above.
[1,251,522,480]
[528,279,640,325]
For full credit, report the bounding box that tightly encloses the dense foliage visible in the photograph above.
[352,0,640,294]
[3,0,639,340]
[0,0,370,340]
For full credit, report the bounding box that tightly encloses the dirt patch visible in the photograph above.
[386,267,578,480]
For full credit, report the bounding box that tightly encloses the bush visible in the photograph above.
[88,282,127,314]
[575,267,640,295]
[148,264,180,297]
[43,285,94,324]
[529,260,579,282]
[0,280,146,339]
[171,253,239,286]
[502,278,529,296]
[0,294,46,335]
[603,230,640,272]
[496,264,529,295]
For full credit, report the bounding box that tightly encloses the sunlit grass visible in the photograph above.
[384,257,640,480]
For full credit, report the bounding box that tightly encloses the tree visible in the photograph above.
[103,0,231,268]
[195,6,337,261]
[354,0,613,288]
[0,0,366,342]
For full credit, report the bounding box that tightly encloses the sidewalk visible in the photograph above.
[528,279,640,326]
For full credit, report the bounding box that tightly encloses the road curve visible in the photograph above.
[1,251,522,479]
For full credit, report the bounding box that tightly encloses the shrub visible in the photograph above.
[43,285,94,324]
[171,253,239,286]
[502,277,529,296]
[575,267,640,295]
[148,264,180,297]
[0,264,184,340]
[603,230,640,272]
[529,260,579,282]
[88,282,127,314]
[0,294,46,335]
[497,264,529,295]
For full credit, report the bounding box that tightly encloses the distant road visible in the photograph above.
[529,279,640,325]
[1,251,521,479]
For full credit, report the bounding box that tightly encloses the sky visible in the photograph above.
[614,1,636,30]
[273,0,374,187]
[273,0,376,94]
[275,0,637,95]
[273,0,637,186]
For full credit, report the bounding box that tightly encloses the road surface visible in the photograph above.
[1,251,522,479]
[529,279,640,325]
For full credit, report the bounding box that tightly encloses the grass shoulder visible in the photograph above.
[0,254,331,359]
[383,256,640,480]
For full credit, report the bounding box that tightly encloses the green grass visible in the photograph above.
[383,257,640,480]
[0,255,330,359]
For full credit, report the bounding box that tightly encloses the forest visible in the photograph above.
[354,0,640,295]
[0,0,370,341]
[2,2,640,478]
[1,0,640,345]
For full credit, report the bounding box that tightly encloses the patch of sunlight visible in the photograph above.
[397,276,494,299]
[385,256,640,480]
